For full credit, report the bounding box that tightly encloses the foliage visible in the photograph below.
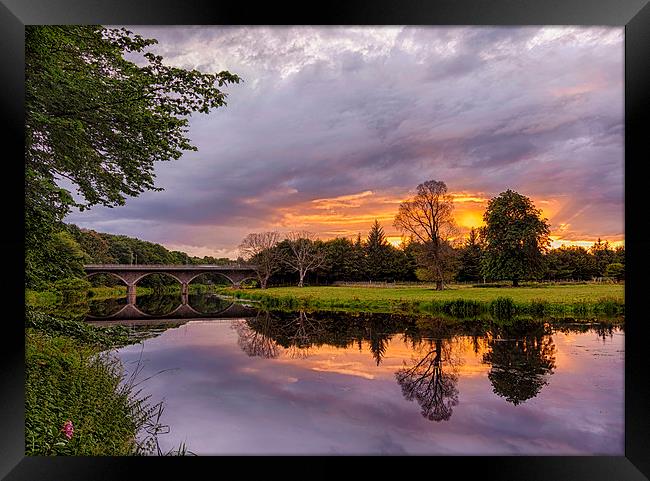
[604,262,624,281]
[394,180,458,290]
[456,228,484,282]
[25,330,157,455]
[481,190,551,286]
[544,245,597,281]
[25,25,239,287]
[25,306,134,348]
[25,229,89,289]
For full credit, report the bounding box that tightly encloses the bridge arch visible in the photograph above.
[86,271,129,286]
[131,271,184,287]
[185,271,238,286]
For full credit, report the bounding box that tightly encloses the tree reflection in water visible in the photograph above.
[230,310,605,413]
[285,311,324,359]
[482,324,556,405]
[395,338,459,422]
[232,311,282,359]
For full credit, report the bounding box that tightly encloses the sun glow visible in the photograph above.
[268,189,623,248]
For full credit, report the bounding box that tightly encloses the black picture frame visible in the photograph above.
[2,0,649,478]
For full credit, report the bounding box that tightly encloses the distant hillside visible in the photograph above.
[65,224,239,266]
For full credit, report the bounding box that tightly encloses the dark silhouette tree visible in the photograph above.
[456,227,484,282]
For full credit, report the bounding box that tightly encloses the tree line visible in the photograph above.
[238,181,624,289]
[27,181,623,291]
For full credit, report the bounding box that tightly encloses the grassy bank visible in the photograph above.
[223,283,624,319]
[24,308,183,455]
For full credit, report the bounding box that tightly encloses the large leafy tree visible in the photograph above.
[480,190,550,286]
[25,26,240,286]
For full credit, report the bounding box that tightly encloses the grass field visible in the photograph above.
[224,283,625,319]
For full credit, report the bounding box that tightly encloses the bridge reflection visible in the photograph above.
[86,292,259,321]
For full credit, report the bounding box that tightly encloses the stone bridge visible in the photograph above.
[84,264,259,300]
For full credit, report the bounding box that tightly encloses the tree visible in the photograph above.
[456,227,484,282]
[604,262,625,281]
[481,190,550,286]
[364,220,398,281]
[239,232,282,289]
[590,239,616,277]
[25,25,240,286]
[318,237,362,283]
[284,232,327,287]
[394,180,458,290]
[544,246,597,281]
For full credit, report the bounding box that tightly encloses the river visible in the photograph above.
[86,292,624,455]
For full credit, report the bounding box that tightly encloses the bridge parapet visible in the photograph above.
[84,264,256,270]
[84,264,259,289]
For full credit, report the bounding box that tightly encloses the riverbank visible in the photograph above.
[25,308,149,455]
[223,283,625,319]
[24,306,189,455]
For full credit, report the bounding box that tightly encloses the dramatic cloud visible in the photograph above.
[65,26,624,257]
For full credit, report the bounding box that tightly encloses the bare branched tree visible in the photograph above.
[284,231,326,287]
[394,180,458,290]
[239,232,282,289]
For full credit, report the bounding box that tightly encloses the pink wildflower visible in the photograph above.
[61,420,74,440]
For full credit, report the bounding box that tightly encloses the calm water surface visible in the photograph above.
[89,296,624,456]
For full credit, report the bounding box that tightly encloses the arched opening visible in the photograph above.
[134,272,182,316]
[237,277,259,289]
[188,272,234,290]
[187,272,237,314]
[135,272,183,293]
[86,272,129,317]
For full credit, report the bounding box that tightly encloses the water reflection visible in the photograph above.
[136,293,183,316]
[86,292,256,320]
[106,302,623,455]
[396,339,459,421]
[482,323,556,405]
[226,310,619,414]
[232,312,281,359]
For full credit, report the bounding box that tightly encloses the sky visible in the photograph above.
[65,26,625,259]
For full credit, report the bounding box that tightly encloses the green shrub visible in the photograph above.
[25,306,133,349]
[490,297,516,320]
[53,278,92,304]
[529,299,549,317]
